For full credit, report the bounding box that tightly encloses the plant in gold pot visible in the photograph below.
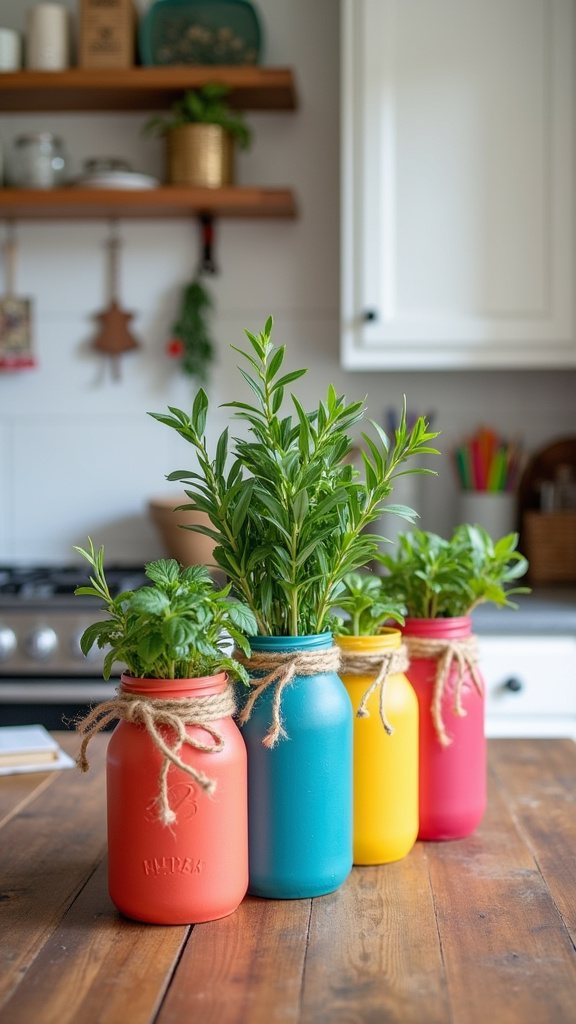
[73,541,258,926]
[145,83,252,187]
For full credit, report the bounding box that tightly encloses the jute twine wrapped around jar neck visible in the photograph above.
[75,685,237,826]
[338,644,409,735]
[234,646,342,748]
[403,635,483,747]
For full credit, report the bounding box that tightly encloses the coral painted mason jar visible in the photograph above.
[106,673,248,925]
[401,617,486,841]
[337,630,419,865]
[240,633,353,899]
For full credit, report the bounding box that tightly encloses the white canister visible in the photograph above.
[458,490,517,540]
[0,27,22,71]
[26,3,70,70]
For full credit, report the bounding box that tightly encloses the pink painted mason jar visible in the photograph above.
[401,617,486,841]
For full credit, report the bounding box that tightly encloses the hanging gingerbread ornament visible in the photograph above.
[92,223,139,380]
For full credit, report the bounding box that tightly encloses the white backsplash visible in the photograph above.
[0,0,574,564]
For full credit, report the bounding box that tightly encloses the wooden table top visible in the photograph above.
[1,734,576,1024]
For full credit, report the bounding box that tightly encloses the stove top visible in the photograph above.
[0,565,149,601]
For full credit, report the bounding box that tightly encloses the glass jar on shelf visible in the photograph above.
[10,132,68,189]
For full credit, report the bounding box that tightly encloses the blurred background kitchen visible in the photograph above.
[0,0,574,566]
[0,0,575,733]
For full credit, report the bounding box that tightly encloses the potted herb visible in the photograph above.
[330,572,418,866]
[73,539,258,926]
[150,316,440,898]
[379,525,530,841]
[145,83,252,187]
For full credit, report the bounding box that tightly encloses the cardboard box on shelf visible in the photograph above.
[79,0,137,69]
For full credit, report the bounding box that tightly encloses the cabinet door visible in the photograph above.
[478,635,576,737]
[341,0,576,369]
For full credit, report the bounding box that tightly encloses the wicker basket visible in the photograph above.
[166,124,234,187]
[522,511,576,582]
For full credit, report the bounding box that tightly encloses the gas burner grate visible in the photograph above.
[0,565,149,599]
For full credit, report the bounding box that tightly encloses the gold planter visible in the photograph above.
[166,124,234,187]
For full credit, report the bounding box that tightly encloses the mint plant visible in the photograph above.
[378,525,530,619]
[74,539,257,682]
[150,317,439,637]
[330,572,405,637]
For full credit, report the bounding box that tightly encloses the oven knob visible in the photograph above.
[0,625,17,661]
[70,629,101,662]
[24,626,59,661]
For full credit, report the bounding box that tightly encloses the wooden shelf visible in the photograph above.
[0,186,297,220]
[0,67,297,113]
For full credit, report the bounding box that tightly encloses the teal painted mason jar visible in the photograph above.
[239,633,353,899]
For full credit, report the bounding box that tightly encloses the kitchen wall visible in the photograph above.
[0,0,575,565]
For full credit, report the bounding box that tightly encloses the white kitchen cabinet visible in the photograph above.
[341,0,576,369]
[478,635,576,738]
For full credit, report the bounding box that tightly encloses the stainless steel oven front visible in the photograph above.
[0,566,147,729]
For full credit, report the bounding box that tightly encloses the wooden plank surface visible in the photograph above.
[0,187,298,221]
[0,769,58,829]
[157,896,311,1024]
[300,847,450,1024]
[489,738,576,944]
[426,762,576,1024]
[0,859,188,1024]
[0,67,297,112]
[0,732,108,1008]
[1,736,576,1024]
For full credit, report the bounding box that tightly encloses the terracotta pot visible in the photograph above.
[148,495,215,568]
[166,124,234,187]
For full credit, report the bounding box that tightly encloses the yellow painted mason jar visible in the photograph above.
[336,630,419,864]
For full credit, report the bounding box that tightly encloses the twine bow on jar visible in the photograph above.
[75,685,237,826]
[234,646,342,748]
[338,645,410,735]
[403,635,483,747]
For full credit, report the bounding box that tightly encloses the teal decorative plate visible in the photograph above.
[140,0,262,66]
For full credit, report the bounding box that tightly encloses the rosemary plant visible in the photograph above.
[150,317,440,636]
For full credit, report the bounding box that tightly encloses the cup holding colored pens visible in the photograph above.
[453,428,521,538]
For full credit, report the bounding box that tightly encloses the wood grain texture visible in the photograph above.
[426,762,576,1024]
[489,738,576,943]
[0,770,57,829]
[0,734,108,1009]
[301,848,450,1024]
[157,895,311,1024]
[1,735,576,1024]
[0,858,188,1024]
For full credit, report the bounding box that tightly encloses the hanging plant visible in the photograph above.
[166,276,215,384]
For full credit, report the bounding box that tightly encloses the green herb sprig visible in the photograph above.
[331,571,405,636]
[150,317,440,636]
[74,539,258,682]
[144,83,252,149]
[378,525,530,619]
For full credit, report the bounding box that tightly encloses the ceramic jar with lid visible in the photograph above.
[26,3,70,70]
[10,133,68,189]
